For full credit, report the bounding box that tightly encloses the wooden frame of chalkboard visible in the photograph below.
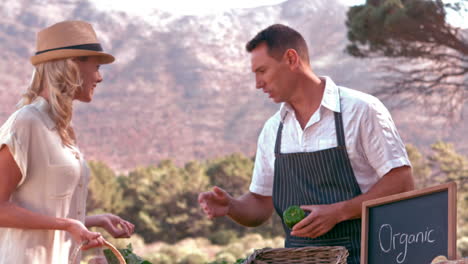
[361,182,457,264]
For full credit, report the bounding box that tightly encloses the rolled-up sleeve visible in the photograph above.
[359,99,411,178]
[249,121,276,197]
[0,113,32,187]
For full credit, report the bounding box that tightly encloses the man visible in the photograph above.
[198,24,414,264]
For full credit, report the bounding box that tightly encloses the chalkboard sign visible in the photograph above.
[361,182,457,264]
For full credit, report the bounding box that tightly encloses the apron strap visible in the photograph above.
[275,87,347,154]
[274,112,288,157]
[334,111,346,148]
[274,122,283,157]
[274,110,347,155]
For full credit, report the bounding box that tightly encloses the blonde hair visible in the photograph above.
[19,58,83,148]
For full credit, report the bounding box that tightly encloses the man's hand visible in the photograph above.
[86,214,135,238]
[198,186,232,219]
[290,203,342,238]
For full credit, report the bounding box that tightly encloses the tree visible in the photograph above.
[87,161,127,215]
[119,160,213,243]
[429,141,468,255]
[345,0,468,118]
[406,142,468,255]
[206,153,254,198]
[88,154,285,244]
[206,153,284,239]
[406,144,432,188]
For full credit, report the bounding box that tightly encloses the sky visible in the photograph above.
[91,0,466,28]
[92,0,291,16]
[92,0,364,16]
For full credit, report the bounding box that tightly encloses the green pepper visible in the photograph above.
[283,205,306,229]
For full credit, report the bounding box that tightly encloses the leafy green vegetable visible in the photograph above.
[206,257,246,264]
[283,205,305,229]
[103,244,152,264]
[234,258,246,264]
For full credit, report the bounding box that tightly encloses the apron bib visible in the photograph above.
[272,100,362,264]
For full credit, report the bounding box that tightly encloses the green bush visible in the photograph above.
[157,245,180,261]
[218,242,244,258]
[212,252,236,263]
[145,253,173,264]
[458,237,468,257]
[177,253,207,264]
[105,233,146,250]
[239,234,264,250]
[205,261,228,264]
[209,230,239,245]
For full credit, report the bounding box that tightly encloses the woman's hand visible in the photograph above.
[65,218,105,250]
[86,214,135,238]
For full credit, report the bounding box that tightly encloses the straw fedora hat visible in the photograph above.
[30,20,115,65]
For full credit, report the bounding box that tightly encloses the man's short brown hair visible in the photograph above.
[246,24,310,64]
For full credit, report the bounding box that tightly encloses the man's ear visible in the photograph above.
[284,49,299,68]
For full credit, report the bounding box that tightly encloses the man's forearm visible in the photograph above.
[85,215,103,228]
[337,166,414,222]
[227,192,274,227]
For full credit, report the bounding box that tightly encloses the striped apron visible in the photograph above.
[272,108,362,264]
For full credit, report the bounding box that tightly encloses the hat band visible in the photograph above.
[35,43,103,55]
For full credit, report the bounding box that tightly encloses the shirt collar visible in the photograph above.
[30,96,56,130]
[279,76,341,121]
[321,76,341,113]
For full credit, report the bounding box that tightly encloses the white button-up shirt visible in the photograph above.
[0,97,90,264]
[250,77,411,196]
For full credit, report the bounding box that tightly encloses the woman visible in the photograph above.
[0,20,134,263]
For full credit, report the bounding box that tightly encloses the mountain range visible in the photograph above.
[0,0,466,171]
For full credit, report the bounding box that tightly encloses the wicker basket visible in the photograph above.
[69,240,126,264]
[242,246,349,264]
